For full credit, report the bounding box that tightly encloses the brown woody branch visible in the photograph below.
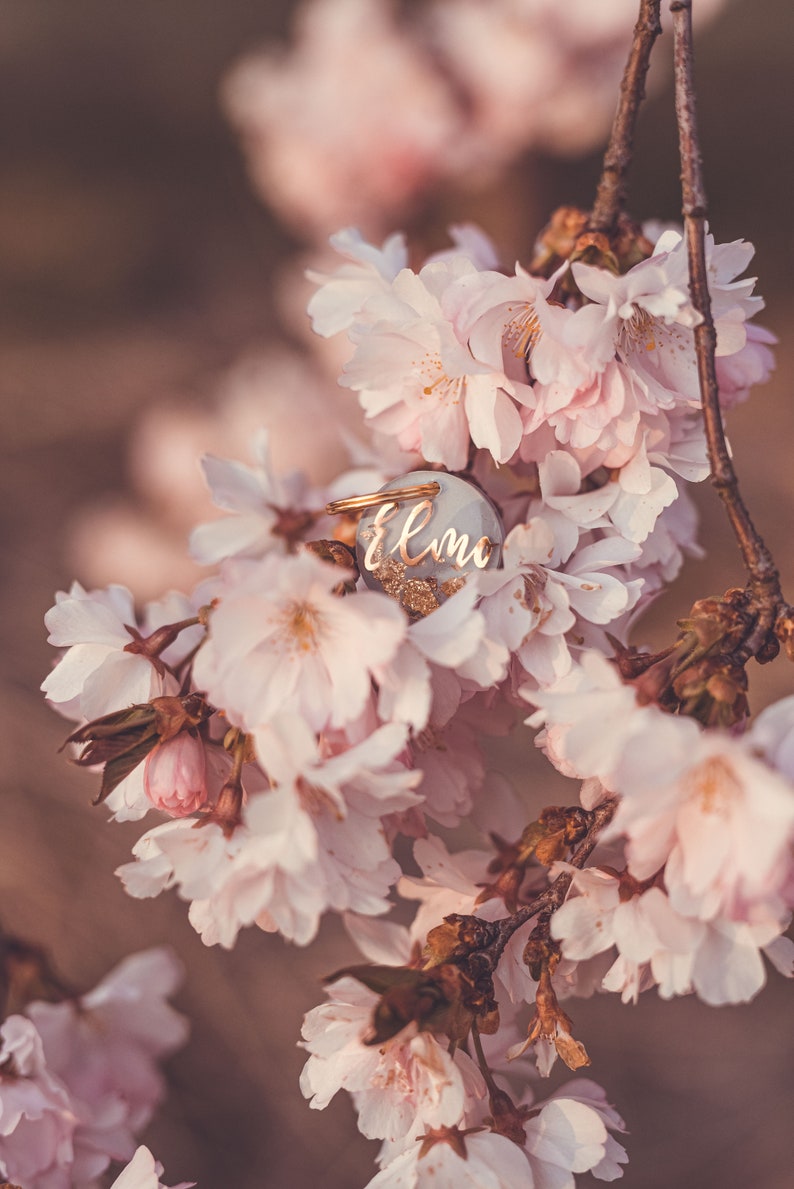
[590,0,663,234]
[671,0,785,659]
[478,798,617,973]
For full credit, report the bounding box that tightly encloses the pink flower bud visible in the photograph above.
[144,734,208,817]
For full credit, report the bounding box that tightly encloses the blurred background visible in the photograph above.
[1,1,793,1185]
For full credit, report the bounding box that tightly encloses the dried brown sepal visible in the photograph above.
[151,692,213,741]
[616,869,657,903]
[221,727,257,764]
[672,656,749,727]
[122,613,203,673]
[677,589,754,657]
[522,935,559,983]
[756,631,781,665]
[487,1089,529,1146]
[476,836,525,913]
[475,1004,501,1036]
[66,704,160,803]
[569,231,620,276]
[530,206,590,276]
[562,806,595,847]
[417,1126,471,1161]
[325,963,458,1044]
[421,926,501,1029]
[531,206,653,284]
[516,820,548,864]
[534,831,570,866]
[424,914,499,966]
[519,806,593,868]
[372,968,460,1045]
[554,1028,591,1072]
[201,775,245,837]
[524,965,591,1072]
[775,608,794,663]
[65,703,156,754]
[303,539,359,594]
[65,694,213,805]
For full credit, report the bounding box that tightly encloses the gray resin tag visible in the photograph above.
[355,470,504,617]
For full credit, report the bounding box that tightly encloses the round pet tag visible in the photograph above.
[353,470,504,616]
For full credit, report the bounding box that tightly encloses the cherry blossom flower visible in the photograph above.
[523,1096,612,1186]
[551,863,698,1004]
[410,709,487,829]
[651,916,794,1007]
[143,734,210,818]
[549,836,794,1007]
[120,717,420,947]
[222,0,461,239]
[375,579,508,734]
[192,550,406,734]
[365,1087,623,1188]
[0,1015,76,1188]
[110,1145,194,1189]
[189,425,393,569]
[477,519,641,688]
[340,256,531,470]
[189,429,315,565]
[365,1127,535,1189]
[41,584,179,723]
[609,711,794,925]
[533,448,677,549]
[746,694,794,779]
[301,975,485,1146]
[571,229,769,413]
[307,226,409,337]
[536,1079,628,1182]
[524,650,653,785]
[66,350,355,600]
[26,948,188,1183]
[715,320,776,409]
[427,0,664,163]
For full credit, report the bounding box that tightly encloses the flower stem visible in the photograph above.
[590,0,663,234]
[471,1023,501,1102]
[671,0,784,657]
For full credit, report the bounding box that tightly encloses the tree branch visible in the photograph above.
[671,0,784,657]
[590,0,663,234]
[481,798,617,972]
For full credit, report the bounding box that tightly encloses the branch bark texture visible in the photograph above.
[590,0,662,233]
[671,0,783,650]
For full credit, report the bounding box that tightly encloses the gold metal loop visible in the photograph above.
[326,481,441,517]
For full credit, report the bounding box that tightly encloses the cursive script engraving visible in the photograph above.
[363,500,493,573]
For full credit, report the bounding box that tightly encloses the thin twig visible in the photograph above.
[671,0,783,656]
[480,798,617,973]
[590,0,663,234]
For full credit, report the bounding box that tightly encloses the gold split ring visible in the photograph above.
[326,481,441,516]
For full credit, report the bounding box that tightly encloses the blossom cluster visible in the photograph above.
[41,209,793,1187]
[0,949,187,1188]
[223,0,727,239]
[109,1146,192,1189]
[528,652,794,1006]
